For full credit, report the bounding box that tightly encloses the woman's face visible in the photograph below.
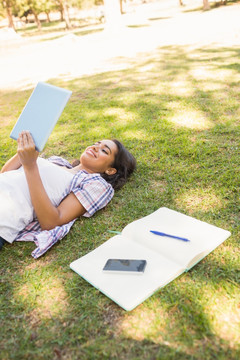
[80,140,118,174]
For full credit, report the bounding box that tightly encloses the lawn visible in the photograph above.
[0,40,239,359]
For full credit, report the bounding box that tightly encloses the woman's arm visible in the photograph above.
[17,131,86,230]
[0,154,22,173]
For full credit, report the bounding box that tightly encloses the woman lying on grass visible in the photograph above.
[0,131,136,258]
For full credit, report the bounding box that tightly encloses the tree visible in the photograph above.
[203,0,210,10]
[2,0,16,29]
[55,0,71,29]
[12,0,42,30]
[119,0,126,14]
[28,0,42,29]
[41,0,56,22]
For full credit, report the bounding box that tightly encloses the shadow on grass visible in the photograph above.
[0,44,240,359]
[127,24,150,28]
[148,16,172,21]
[17,18,102,38]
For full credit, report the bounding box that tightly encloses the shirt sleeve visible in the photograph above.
[47,156,72,168]
[15,219,76,259]
[71,176,114,217]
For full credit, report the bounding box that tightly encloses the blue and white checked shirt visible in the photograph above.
[15,156,114,258]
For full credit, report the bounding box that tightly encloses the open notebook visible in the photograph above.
[70,207,231,311]
[10,82,72,151]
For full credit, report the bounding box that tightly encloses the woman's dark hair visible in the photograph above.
[101,139,136,190]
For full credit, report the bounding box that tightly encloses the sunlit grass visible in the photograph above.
[169,108,213,130]
[119,302,168,342]
[118,279,240,351]
[15,275,69,319]
[175,188,223,213]
[203,287,240,346]
[168,80,195,96]
[123,129,148,140]
[103,107,137,124]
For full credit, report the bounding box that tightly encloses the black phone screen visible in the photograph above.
[103,259,147,274]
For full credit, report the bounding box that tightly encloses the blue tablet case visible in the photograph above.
[10,82,72,151]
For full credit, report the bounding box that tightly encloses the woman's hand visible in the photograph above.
[17,131,39,169]
[17,131,86,230]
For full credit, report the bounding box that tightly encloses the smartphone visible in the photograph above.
[103,259,147,274]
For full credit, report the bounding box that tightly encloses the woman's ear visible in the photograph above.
[105,167,117,176]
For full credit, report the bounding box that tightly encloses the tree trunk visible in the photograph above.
[32,9,42,30]
[6,5,15,29]
[62,1,72,29]
[60,8,64,22]
[46,12,51,23]
[119,0,124,14]
[203,0,210,10]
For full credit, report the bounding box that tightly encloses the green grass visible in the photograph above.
[0,43,239,359]
[15,17,104,42]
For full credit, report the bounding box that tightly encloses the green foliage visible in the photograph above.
[12,0,55,18]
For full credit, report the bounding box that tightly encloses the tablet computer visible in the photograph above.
[10,82,72,151]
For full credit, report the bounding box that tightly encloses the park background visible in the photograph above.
[0,0,239,359]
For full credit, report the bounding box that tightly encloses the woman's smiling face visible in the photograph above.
[79,140,118,174]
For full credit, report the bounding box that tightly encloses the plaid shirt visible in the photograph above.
[15,156,114,259]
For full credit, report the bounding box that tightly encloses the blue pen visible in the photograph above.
[150,230,190,242]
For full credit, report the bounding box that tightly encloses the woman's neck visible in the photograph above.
[74,164,95,174]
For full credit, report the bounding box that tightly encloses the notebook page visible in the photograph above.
[122,208,230,269]
[70,235,183,311]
